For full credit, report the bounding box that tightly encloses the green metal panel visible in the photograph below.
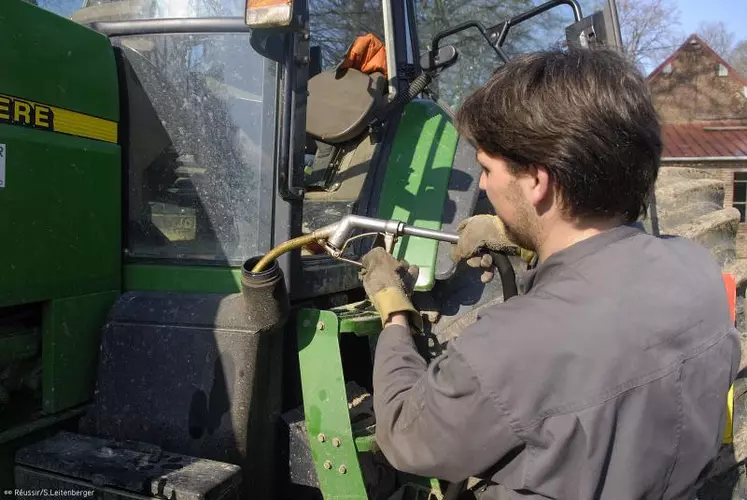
[124,264,243,293]
[0,0,119,121]
[0,2,121,492]
[42,291,119,414]
[377,100,458,291]
[0,126,121,306]
[0,0,121,308]
[297,309,368,499]
[298,306,444,499]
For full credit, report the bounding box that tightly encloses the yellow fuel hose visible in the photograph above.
[251,232,322,273]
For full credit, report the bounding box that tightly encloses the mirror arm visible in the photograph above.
[493,0,583,47]
[432,21,509,64]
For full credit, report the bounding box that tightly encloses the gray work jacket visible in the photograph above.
[373,225,740,499]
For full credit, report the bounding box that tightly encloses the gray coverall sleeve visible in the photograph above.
[372,324,523,482]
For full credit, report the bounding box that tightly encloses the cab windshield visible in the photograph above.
[76,1,281,265]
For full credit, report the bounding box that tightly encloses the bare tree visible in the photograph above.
[731,40,747,77]
[413,0,567,107]
[615,0,682,71]
[697,21,737,57]
[696,21,747,77]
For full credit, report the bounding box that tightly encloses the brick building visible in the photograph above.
[648,34,747,254]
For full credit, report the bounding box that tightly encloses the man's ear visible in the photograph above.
[523,164,551,208]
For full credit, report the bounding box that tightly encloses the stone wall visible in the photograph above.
[662,161,747,257]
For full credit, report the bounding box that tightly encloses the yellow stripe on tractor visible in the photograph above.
[0,93,117,143]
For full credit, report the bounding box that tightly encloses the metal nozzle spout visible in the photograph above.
[251,215,460,273]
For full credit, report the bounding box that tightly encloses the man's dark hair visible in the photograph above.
[455,48,661,223]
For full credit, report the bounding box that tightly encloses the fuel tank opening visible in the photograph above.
[241,256,290,333]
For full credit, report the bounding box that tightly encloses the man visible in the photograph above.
[358,48,741,499]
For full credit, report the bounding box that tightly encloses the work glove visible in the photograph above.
[359,247,424,332]
[449,215,536,283]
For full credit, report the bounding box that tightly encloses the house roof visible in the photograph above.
[661,122,747,159]
[648,34,747,87]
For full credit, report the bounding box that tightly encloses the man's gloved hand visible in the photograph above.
[450,215,536,283]
[359,247,424,332]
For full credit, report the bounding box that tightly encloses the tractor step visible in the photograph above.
[14,431,242,500]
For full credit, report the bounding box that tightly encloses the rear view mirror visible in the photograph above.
[565,2,623,51]
[420,45,458,72]
[245,0,293,28]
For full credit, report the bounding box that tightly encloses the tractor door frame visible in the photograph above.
[287,0,424,300]
[383,0,421,98]
[273,0,310,297]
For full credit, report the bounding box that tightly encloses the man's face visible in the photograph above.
[476,149,540,251]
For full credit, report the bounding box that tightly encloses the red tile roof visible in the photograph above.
[661,122,747,158]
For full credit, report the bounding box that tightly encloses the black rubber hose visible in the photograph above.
[491,251,519,299]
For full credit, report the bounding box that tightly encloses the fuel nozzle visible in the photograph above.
[323,215,459,257]
[251,214,459,272]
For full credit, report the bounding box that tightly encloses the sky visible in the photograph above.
[677,0,747,40]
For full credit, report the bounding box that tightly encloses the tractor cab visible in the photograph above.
[0,0,626,499]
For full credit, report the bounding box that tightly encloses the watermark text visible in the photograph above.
[4,489,94,498]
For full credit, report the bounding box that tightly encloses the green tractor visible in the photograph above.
[0,0,742,498]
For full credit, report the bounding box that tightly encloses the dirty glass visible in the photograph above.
[116,33,277,264]
[414,0,598,109]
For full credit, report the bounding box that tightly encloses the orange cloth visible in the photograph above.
[337,33,388,78]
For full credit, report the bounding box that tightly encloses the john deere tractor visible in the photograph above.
[0,0,743,498]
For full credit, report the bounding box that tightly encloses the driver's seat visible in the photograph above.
[306,67,387,144]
